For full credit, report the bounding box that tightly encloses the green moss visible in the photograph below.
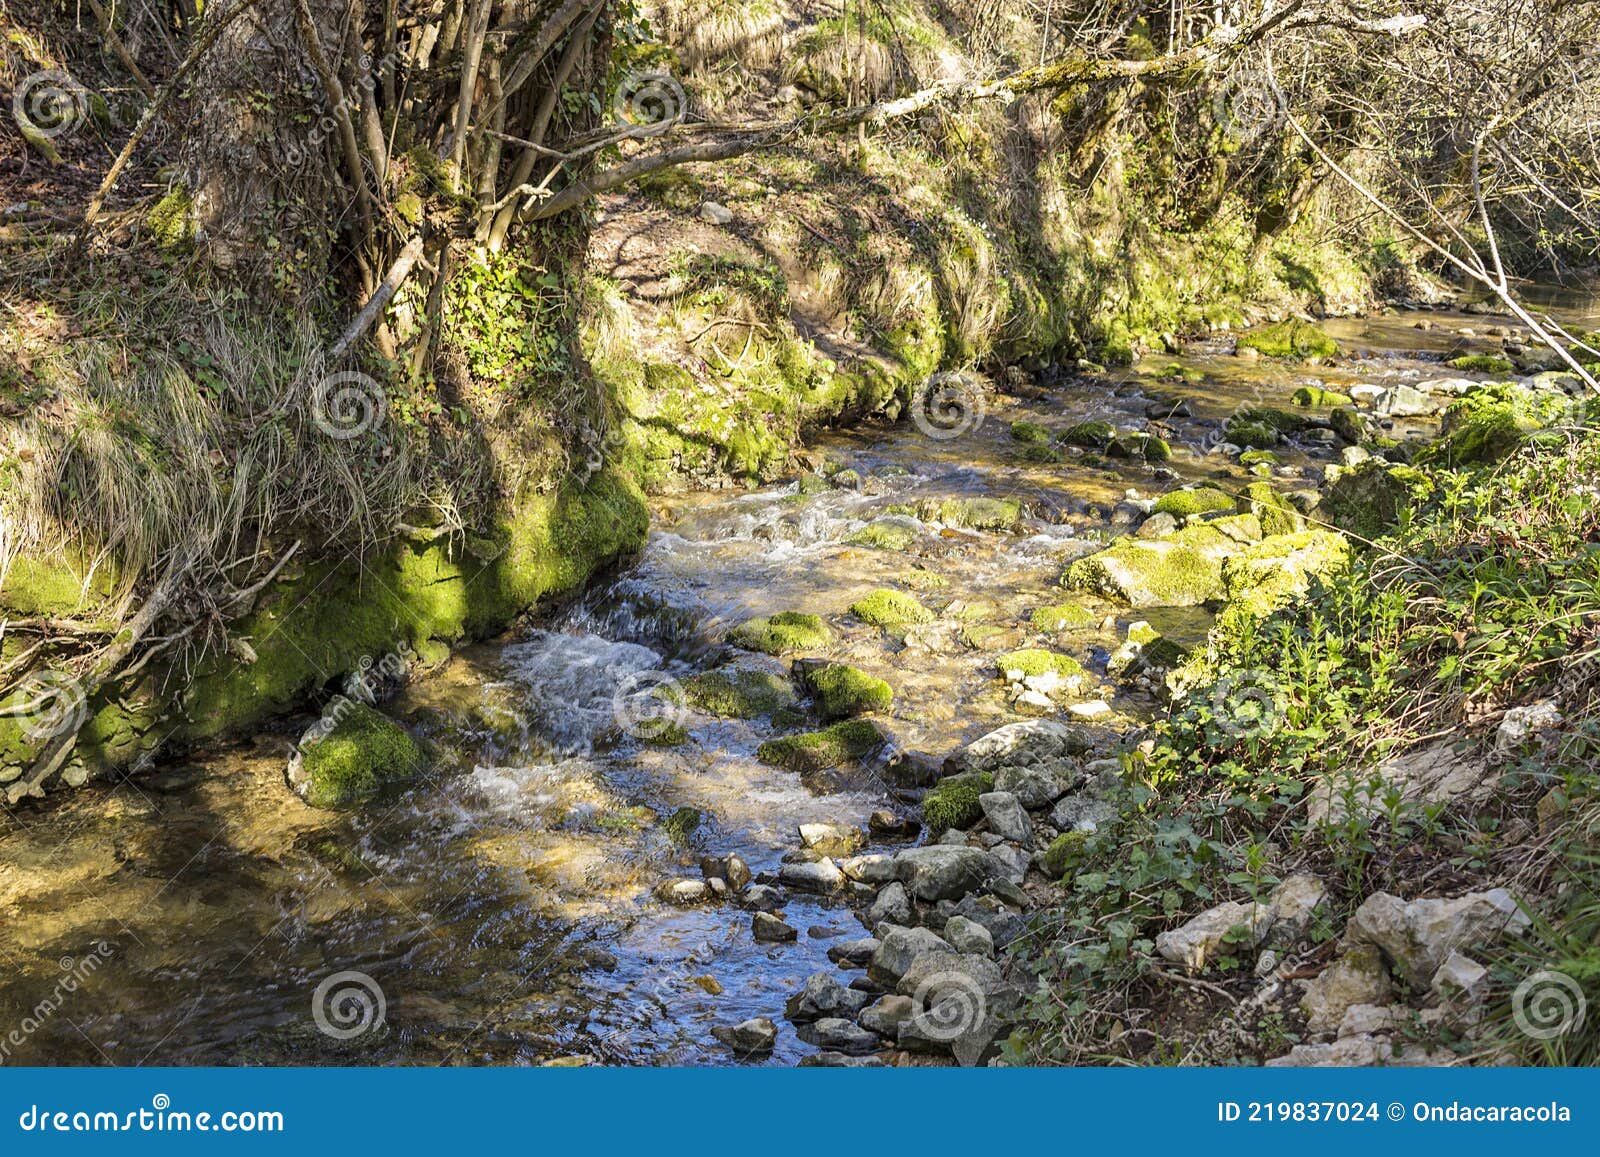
[1423,385,1570,467]
[1447,354,1515,374]
[726,611,834,655]
[1017,443,1066,464]
[663,806,703,844]
[1153,488,1235,518]
[1292,386,1353,407]
[850,588,934,629]
[1225,420,1279,449]
[1330,407,1366,445]
[995,648,1086,682]
[922,771,994,834]
[1237,320,1339,360]
[1060,421,1116,448]
[682,669,798,718]
[1236,482,1303,537]
[1031,603,1098,633]
[1157,363,1205,383]
[756,719,885,771]
[1321,460,1428,538]
[1039,830,1091,878]
[1107,433,1172,462]
[798,662,894,719]
[1011,420,1051,444]
[830,468,863,490]
[844,518,919,551]
[1238,450,1280,467]
[0,554,116,618]
[929,497,1022,531]
[294,701,427,810]
[147,186,195,251]
[1065,538,1226,608]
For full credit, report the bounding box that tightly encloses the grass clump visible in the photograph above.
[1153,488,1235,518]
[727,611,833,654]
[923,771,994,834]
[757,719,885,771]
[798,662,894,719]
[851,588,935,629]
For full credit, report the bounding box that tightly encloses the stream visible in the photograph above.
[2,291,1596,1066]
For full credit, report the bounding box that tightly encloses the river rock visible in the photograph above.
[1374,384,1441,416]
[799,822,866,855]
[840,853,897,884]
[892,846,996,902]
[752,912,798,943]
[869,926,954,986]
[945,719,1094,776]
[993,760,1080,808]
[1344,888,1530,986]
[786,972,872,1023]
[798,1051,884,1067]
[797,1017,880,1054]
[1154,900,1273,970]
[867,880,912,927]
[895,952,1010,1063]
[859,994,916,1037]
[1267,874,1328,942]
[742,883,785,911]
[942,915,995,957]
[1048,793,1117,832]
[655,878,710,906]
[1299,942,1393,1035]
[869,809,920,838]
[827,937,879,967]
[946,895,1026,949]
[711,1017,777,1055]
[780,858,844,893]
[979,791,1032,843]
[1138,512,1180,539]
[723,854,752,891]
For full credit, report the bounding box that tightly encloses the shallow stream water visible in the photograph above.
[1,293,1593,1066]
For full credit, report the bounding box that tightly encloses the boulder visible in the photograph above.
[1298,943,1393,1035]
[785,972,872,1023]
[797,1018,880,1055]
[945,719,1093,775]
[892,846,997,902]
[994,763,1080,809]
[1154,900,1273,970]
[1267,874,1328,942]
[827,937,879,968]
[979,791,1033,843]
[798,822,866,856]
[943,915,995,957]
[859,994,916,1037]
[1344,889,1530,986]
[779,858,845,893]
[655,878,710,906]
[752,912,798,943]
[839,853,897,884]
[711,1017,777,1055]
[866,880,912,927]
[868,926,954,986]
[895,952,1011,1064]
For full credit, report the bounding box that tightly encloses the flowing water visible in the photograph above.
[1,296,1592,1066]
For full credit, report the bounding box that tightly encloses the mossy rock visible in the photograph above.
[995,649,1086,682]
[797,662,893,720]
[726,611,834,655]
[927,497,1023,531]
[682,669,798,718]
[1064,538,1226,608]
[1447,354,1514,374]
[1234,406,1308,435]
[830,468,863,490]
[756,719,885,772]
[1030,603,1098,633]
[1039,830,1091,878]
[1106,433,1172,462]
[1011,420,1051,445]
[1152,488,1235,518]
[1219,530,1351,620]
[662,806,703,844]
[922,771,994,834]
[850,589,934,630]
[1330,407,1366,445]
[1017,443,1065,464]
[1156,363,1204,384]
[1237,320,1339,360]
[1320,461,1430,538]
[844,517,919,551]
[1422,384,1570,467]
[1292,386,1353,407]
[1237,450,1279,468]
[289,700,427,810]
[1119,621,1188,670]
[1224,420,1280,449]
[1059,421,1115,448]
[1235,482,1303,537]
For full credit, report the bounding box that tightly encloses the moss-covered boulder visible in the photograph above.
[1011,420,1051,444]
[1065,537,1226,607]
[1153,488,1235,519]
[756,719,885,772]
[1237,320,1339,360]
[1039,830,1090,878]
[1422,384,1571,467]
[1219,531,1351,620]
[1106,433,1172,462]
[1030,603,1098,633]
[1321,460,1431,538]
[1238,449,1280,468]
[1330,406,1366,445]
[850,589,934,630]
[1447,354,1514,374]
[925,497,1022,531]
[1235,482,1303,537]
[288,700,427,810]
[844,517,920,551]
[797,662,893,720]
[1059,420,1115,448]
[727,611,834,655]
[922,771,993,834]
[995,649,1087,684]
[682,669,798,718]
[1292,386,1353,407]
